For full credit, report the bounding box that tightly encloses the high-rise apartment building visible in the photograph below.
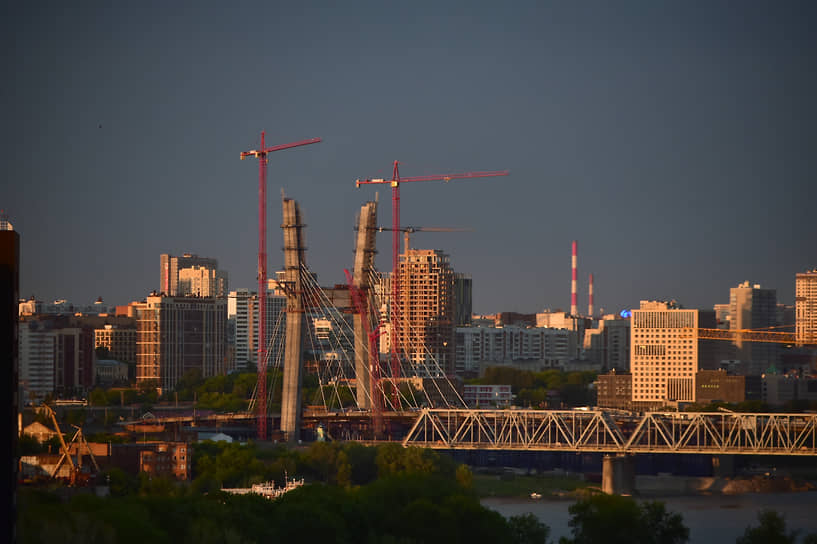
[135,295,226,392]
[729,281,778,375]
[159,253,228,297]
[584,315,630,371]
[796,270,817,346]
[630,301,699,404]
[18,319,95,401]
[94,324,136,364]
[227,289,287,372]
[397,249,455,377]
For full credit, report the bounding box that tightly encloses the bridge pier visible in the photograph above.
[712,454,735,478]
[602,454,635,495]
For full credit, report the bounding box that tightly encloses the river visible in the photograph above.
[483,491,817,543]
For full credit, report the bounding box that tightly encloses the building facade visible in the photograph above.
[227,289,287,372]
[94,324,136,364]
[397,249,456,377]
[135,295,226,392]
[729,281,778,375]
[454,325,577,375]
[584,315,631,371]
[630,301,698,404]
[796,270,817,346]
[159,253,227,297]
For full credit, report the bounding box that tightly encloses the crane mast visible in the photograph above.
[356,163,507,405]
[241,131,320,440]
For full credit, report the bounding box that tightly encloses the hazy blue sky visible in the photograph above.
[3,1,815,315]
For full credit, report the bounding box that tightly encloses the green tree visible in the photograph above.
[736,510,799,544]
[560,494,688,544]
[455,464,473,489]
[509,513,551,544]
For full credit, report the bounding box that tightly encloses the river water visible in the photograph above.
[483,491,817,543]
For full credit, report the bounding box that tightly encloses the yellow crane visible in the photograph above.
[41,404,99,485]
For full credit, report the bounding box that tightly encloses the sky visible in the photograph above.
[3,1,816,316]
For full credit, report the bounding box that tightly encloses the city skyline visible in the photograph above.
[4,1,816,314]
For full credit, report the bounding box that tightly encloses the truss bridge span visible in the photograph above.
[403,409,817,456]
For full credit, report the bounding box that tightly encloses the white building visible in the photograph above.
[583,315,630,371]
[463,384,512,407]
[454,325,577,375]
[227,289,287,372]
[630,301,699,404]
[19,324,56,403]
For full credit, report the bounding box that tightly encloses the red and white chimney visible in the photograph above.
[570,240,578,316]
[588,273,594,317]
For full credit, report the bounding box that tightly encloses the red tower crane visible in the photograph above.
[241,131,320,440]
[356,162,507,405]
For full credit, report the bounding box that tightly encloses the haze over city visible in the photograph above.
[4,1,816,314]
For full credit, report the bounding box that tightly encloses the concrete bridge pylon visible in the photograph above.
[280,196,306,442]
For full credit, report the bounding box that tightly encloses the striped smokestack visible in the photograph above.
[588,273,594,317]
[570,240,577,316]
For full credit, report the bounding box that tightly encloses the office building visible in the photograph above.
[630,300,699,404]
[135,295,226,392]
[729,281,778,375]
[796,269,817,346]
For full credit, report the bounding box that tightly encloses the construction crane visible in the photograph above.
[680,327,805,345]
[356,162,507,399]
[241,131,321,441]
[41,404,99,485]
[375,226,474,252]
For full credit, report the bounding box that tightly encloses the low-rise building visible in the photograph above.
[463,384,512,407]
[696,369,745,405]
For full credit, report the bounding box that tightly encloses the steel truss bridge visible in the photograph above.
[402,409,817,456]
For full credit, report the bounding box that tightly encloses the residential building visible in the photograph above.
[584,315,630,371]
[18,318,95,401]
[463,384,512,407]
[94,324,136,364]
[796,269,817,346]
[227,289,287,372]
[535,311,591,359]
[396,249,456,377]
[454,325,576,375]
[135,295,226,392]
[159,253,227,297]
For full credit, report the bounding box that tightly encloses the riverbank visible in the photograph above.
[473,469,815,500]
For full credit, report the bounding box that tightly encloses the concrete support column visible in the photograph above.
[712,454,735,478]
[602,454,635,495]
[353,201,377,409]
[280,197,306,442]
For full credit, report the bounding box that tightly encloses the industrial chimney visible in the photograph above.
[588,273,594,317]
[571,240,578,316]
